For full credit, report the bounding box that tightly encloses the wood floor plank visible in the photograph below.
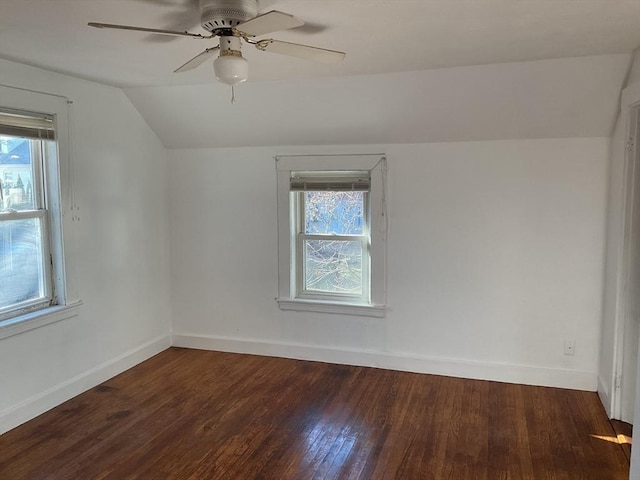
[0,348,630,479]
[611,420,633,463]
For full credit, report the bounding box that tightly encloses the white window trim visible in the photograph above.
[0,85,80,335]
[276,154,387,317]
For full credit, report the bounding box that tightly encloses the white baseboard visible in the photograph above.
[0,334,171,434]
[597,375,614,418]
[172,333,597,392]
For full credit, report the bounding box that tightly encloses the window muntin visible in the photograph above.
[0,118,55,320]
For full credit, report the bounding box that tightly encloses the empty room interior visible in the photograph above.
[1,0,640,478]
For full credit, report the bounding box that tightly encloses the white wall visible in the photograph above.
[169,138,609,390]
[0,60,172,432]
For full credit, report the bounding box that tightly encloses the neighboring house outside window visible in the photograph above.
[276,154,387,317]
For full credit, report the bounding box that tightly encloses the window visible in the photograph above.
[276,155,387,317]
[0,110,57,320]
[0,86,79,334]
[292,172,370,303]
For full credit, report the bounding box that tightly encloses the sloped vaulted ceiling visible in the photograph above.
[123,54,632,148]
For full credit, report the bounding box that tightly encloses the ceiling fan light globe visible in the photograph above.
[213,55,249,86]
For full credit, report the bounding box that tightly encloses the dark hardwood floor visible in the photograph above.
[0,348,630,479]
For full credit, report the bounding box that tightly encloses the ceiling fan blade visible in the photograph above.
[236,11,303,37]
[174,46,220,72]
[255,40,345,64]
[88,22,211,39]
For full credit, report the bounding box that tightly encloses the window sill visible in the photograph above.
[277,298,386,318]
[0,301,83,340]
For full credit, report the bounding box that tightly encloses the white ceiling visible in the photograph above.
[0,0,638,88]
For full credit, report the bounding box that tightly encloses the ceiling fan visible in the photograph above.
[88,0,346,87]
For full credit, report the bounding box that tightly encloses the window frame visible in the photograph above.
[276,154,387,318]
[0,137,54,318]
[294,190,371,304]
[0,86,81,337]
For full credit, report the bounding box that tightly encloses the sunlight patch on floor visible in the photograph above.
[591,434,632,445]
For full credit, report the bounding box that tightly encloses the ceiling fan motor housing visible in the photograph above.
[199,0,258,32]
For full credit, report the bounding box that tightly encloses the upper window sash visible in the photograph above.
[298,190,370,235]
[0,139,46,214]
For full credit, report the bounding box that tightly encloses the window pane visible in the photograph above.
[0,218,47,309]
[0,135,36,212]
[304,191,365,235]
[304,239,362,295]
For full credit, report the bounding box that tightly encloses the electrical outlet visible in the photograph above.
[564,340,576,356]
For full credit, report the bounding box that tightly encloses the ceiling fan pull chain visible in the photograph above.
[231,85,236,104]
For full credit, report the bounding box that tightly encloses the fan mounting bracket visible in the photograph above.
[199,0,258,33]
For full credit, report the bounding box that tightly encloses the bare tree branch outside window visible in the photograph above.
[303,191,365,294]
